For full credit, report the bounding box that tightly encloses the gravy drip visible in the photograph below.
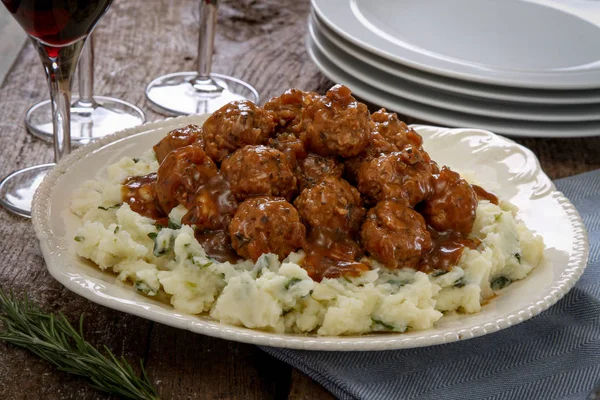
[419,229,478,273]
[302,228,369,282]
[471,184,499,205]
[122,173,167,223]
[182,175,237,230]
[194,230,239,263]
[184,175,239,263]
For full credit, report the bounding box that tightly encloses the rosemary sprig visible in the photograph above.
[0,288,159,399]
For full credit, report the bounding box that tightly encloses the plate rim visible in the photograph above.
[306,35,600,138]
[308,18,600,122]
[311,0,600,90]
[31,116,590,351]
[310,12,600,105]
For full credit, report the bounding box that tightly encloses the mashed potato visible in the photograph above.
[69,154,544,336]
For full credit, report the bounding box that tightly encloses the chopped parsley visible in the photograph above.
[167,220,181,230]
[133,158,140,163]
[431,270,449,277]
[371,318,395,330]
[74,236,85,242]
[491,277,512,291]
[514,253,521,264]
[387,279,410,287]
[285,277,302,290]
[186,254,213,268]
[134,281,157,296]
[98,204,121,211]
[453,277,467,288]
[147,231,173,257]
[494,213,502,222]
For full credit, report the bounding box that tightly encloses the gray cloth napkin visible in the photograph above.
[262,169,600,400]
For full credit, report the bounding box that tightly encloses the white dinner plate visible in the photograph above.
[309,18,600,122]
[307,36,600,138]
[312,0,600,89]
[31,116,588,351]
[312,12,600,105]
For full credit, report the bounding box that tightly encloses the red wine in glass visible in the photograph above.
[2,0,112,55]
[0,0,113,217]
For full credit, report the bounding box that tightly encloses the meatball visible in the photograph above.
[202,100,276,163]
[268,132,307,168]
[122,173,166,221]
[264,88,320,135]
[153,124,204,164]
[371,109,423,150]
[301,85,370,158]
[420,167,478,236]
[357,145,434,206]
[229,196,306,262]
[155,146,219,213]
[221,145,297,201]
[182,175,238,231]
[344,131,399,184]
[360,200,432,269]
[295,153,344,191]
[294,176,365,234]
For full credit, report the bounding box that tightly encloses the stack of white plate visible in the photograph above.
[308,0,600,137]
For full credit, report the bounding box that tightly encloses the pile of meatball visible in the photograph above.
[123,85,480,281]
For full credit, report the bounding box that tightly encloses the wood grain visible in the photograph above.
[0,0,597,399]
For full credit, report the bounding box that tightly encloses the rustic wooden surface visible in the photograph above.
[0,0,598,399]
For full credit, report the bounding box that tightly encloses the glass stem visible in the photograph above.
[192,0,223,93]
[76,34,95,106]
[32,40,85,163]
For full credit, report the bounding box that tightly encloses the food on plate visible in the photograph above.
[153,124,204,164]
[70,84,544,336]
[356,146,435,206]
[359,200,432,270]
[294,153,344,191]
[202,100,276,163]
[229,196,306,262]
[294,175,365,234]
[220,145,297,201]
[155,145,218,213]
[301,84,370,157]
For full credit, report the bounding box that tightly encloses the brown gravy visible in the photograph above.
[472,184,499,205]
[302,228,369,282]
[419,229,478,273]
[194,230,239,263]
[122,173,167,223]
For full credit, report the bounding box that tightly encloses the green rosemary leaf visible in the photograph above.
[0,288,159,399]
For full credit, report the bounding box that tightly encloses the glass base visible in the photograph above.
[25,96,146,145]
[0,164,54,218]
[145,72,260,116]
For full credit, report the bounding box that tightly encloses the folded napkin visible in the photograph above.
[262,169,600,400]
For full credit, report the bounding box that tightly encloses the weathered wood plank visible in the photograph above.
[0,0,597,399]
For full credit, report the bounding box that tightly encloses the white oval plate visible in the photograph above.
[306,35,600,138]
[309,17,600,122]
[31,116,589,351]
[312,0,600,89]
[311,13,600,106]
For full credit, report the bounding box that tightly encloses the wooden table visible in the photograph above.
[0,1,598,398]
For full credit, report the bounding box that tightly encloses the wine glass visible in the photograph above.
[145,0,259,116]
[0,0,113,217]
[24,32,146,145]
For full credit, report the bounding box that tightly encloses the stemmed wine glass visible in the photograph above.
[145,0,259,116]
[24,32,146,145]
[0,0,113,217]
